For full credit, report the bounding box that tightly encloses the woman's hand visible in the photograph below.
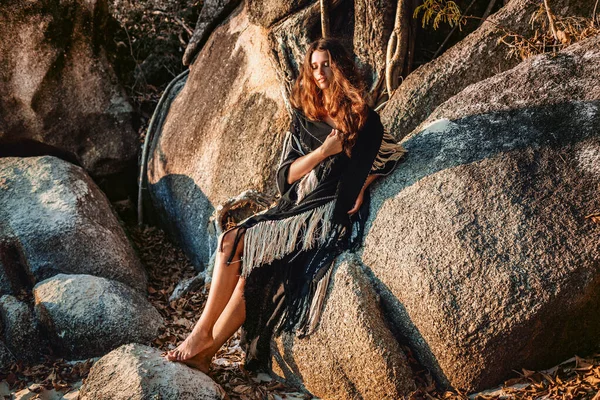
[319,129,344,158]
[347,174,378,215]
[347,189,364,216]
[287,129,342,185]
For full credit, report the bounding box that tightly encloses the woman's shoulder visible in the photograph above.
[291,107,312,126]
[361,106,383,131]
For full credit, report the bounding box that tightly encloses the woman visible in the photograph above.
[164,38,404,373]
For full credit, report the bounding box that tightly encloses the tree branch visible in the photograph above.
[385,0,409,96]
[320,0,330,38]
[543,0,560,42]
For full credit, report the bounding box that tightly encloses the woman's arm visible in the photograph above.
[347,174,378,215]
[287,129,343,185]
[347,130,406,215]
[364,174,378,188]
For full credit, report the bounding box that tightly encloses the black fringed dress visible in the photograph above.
[222,106,405,371]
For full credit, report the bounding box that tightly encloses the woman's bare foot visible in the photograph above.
[164,329,214,362]
[180,352,212,374]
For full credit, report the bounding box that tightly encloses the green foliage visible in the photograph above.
[413,0,466,30]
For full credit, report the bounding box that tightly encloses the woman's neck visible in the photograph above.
[321,91,336,126]
[323,114,338,129]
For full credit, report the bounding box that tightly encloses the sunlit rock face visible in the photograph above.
[147,4,289,269]
[272,255,416,399]
[380,0,596,141]
[0,0,137,177]
[364,35,600,392]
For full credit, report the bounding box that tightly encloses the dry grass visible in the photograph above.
[499,5,600,61]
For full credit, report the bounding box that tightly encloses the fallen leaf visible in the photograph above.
[522,368,536,378]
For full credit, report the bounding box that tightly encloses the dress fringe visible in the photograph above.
[303,263,334,335]
[241,200,335,277]
[371,131,406,171]
[296,169,318,204]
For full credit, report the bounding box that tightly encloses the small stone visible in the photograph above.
[79,343,226,400]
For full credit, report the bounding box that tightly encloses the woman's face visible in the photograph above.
[310,50,333,90]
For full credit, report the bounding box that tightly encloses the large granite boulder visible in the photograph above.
[362,35,600,392]
[0,0,137,177]
[271,255,415,399]
[380,0,595,140]
[0,156,146,293]
[79,343,226,400]
[34,274,163,359]
[148,4,289,269]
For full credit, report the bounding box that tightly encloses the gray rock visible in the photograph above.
[0,0,137,177]
[271,254,415,399]
[0,342,13,371]
[363,36,600,392]
[380,0,595,140]
[0,156,147,292]
[0,237,29,296]
[33,274,163,359]
[148,5,288,270]
[169,272,205,302]
[79,343,226,400]
[0,295,41,363]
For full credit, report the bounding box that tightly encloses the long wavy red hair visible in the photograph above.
[290,38,368,156]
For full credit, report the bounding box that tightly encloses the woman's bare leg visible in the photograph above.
[180,277,246,373]
[165,228,244,362]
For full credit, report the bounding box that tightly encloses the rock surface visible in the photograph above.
[79,343,226,400]
[271,255,415,399]
[34,274,163,359]
[380,0,595,140]
[148,4,289,269]
[0,344,13,371]
[0,295,41,363]
[183,0,242,66]
[0,156,146,292]
[169,271,205,302]
[247,0,312,28]
[0,0,137,177]
[362,36,600,392]
[413,35,600,136]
